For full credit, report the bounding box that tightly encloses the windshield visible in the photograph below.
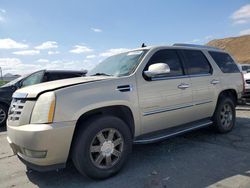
[89,50,148,77]
[242,66,250,71]
[2,76,24,87]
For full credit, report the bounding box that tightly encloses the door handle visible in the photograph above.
[178,83,190,89]
[211,79,220,85]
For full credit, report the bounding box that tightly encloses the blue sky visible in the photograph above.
[0,0,250,75]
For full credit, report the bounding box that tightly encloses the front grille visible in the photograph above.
[246,80,250,84]
[8,99,26,121]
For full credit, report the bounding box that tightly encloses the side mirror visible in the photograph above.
[247,69,250,73]
[144,63,170,78]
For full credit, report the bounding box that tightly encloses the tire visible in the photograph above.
[72,115,132,179]
[0,104,8,127]
[213,96,236,133]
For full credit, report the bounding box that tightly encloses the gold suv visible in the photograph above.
[7,44,243,179]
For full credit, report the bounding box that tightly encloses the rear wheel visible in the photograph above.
[213,97,236,133]
[72,116,132,179]
[0,104,8,127]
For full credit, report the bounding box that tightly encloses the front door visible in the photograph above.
[136,49,193,135]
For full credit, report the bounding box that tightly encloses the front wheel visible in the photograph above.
[72,116,132,179]
[213,97,236,133]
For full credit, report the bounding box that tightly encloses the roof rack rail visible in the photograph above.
[173,43,221,50]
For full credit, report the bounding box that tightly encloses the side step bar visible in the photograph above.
[134,119,213,144]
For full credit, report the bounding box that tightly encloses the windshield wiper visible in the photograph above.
[91,73,113,76]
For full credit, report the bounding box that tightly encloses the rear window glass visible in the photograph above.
[182,50,212,75]
[209,51,240,73]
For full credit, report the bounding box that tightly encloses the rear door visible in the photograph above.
[179,49,218,122]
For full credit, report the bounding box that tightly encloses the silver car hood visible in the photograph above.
[13,76,111,99]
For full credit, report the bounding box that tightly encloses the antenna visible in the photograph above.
[141,43,147,48]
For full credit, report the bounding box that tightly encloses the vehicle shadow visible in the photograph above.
[26,117,250,188]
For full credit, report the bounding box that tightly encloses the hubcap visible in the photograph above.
[0,108,6,124]
[220,103,233,128]
[90,128,124,169]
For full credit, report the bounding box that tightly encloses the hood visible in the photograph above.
[13,76,111,99]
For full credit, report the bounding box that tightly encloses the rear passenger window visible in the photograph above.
[182,50,212,75]
[145,49,184,79]
[209,51,240,73]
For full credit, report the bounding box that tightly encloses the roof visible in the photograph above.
[135,44,225,52]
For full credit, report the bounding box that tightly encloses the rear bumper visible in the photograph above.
[7,121,76,171]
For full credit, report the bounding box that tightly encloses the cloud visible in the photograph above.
[0,58,42,75]
[0,57,98,75]
[231,4,250,24]
[205,35,213,40]
[0,38,28,49]
[69,45,93,54]
[239,28,250,36]
[99,48,130,57]
[13,50,40,56]
[36,59,49,63]
[0,9,6,23]
[191,39,200,43]
[35,41,58,50]
[48,50,60,55]
[38,59,96,71]
[91,28,102,32]
[0,16,4,22]
[86,55,96,59]
[0,9,6,13]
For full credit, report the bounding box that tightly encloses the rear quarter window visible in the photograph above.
[209,51,240,73]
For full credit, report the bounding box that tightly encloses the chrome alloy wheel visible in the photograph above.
[220,103,233,128]
[0,108,6,124]
[90,128,124,169]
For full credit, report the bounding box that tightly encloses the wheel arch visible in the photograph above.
[68,105,135,158]
[217,89,238,106]
[213,89,238,116]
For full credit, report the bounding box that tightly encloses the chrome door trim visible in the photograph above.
[143,100,213,116]
[143,103,193,116]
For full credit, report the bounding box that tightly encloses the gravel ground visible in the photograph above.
[0,105,250,188]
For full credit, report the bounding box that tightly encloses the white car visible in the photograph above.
[238,64,250,100]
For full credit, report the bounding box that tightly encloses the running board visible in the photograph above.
[134,119,213,144]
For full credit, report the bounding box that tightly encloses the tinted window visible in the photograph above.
[46,72,82,81]
[182,50,212,75]
[242,65,250,71]
[21,71,44,88]
[145,49,184,78]
[209,51,240,73]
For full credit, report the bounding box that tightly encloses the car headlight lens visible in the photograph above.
[30,92,56,124]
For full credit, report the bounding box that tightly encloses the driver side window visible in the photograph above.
[21,71,44,88]
[145,49,184,79]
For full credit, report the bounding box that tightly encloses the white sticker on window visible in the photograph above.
[127,51,143,56]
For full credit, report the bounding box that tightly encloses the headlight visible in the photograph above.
[30,92,56,124]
